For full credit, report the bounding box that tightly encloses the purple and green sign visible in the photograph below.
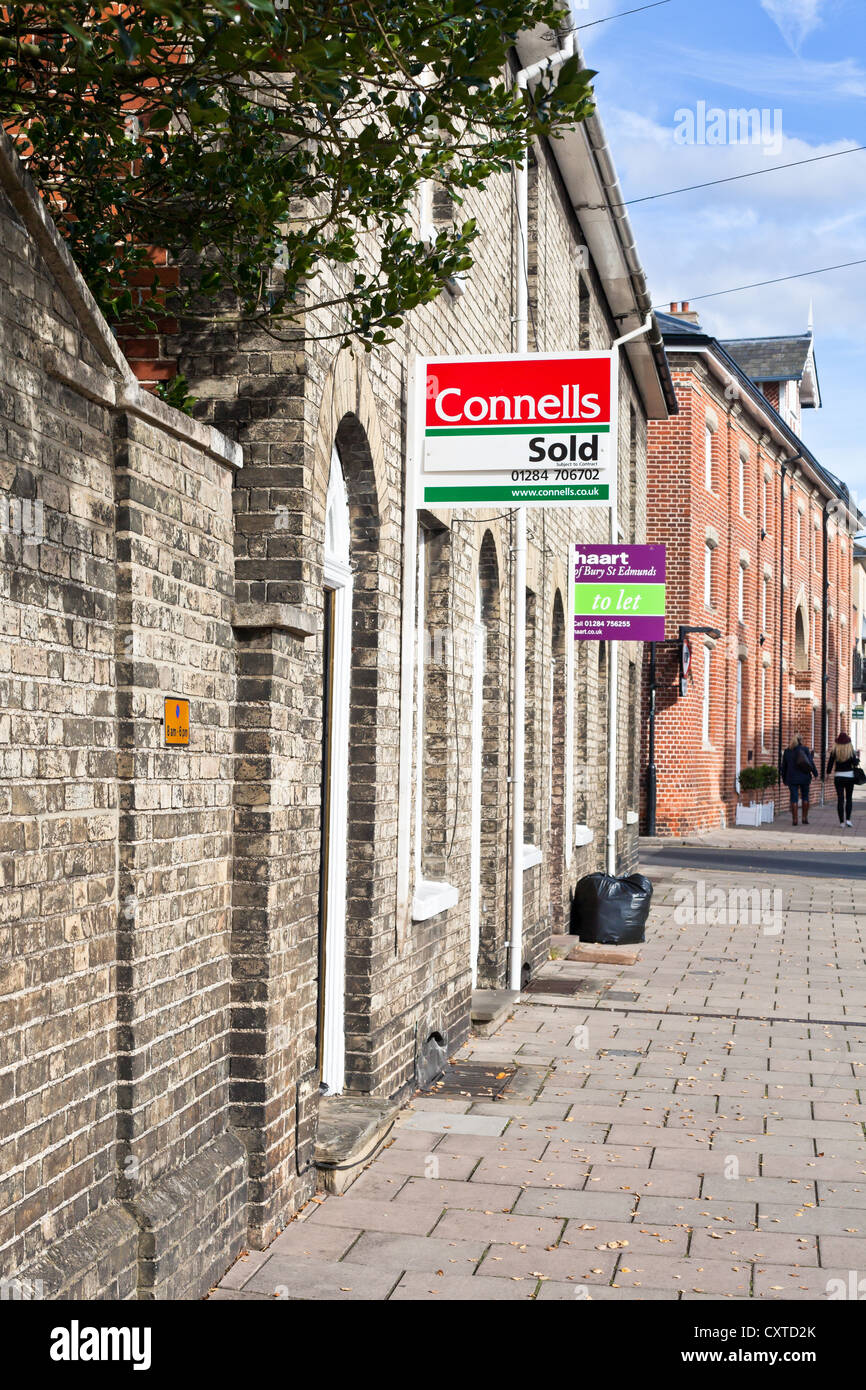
[573,544,666,642]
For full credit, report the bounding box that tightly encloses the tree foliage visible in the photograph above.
[0,2,595,346]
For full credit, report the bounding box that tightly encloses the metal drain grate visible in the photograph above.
[605,990,641,1003]
[525,973,586,995]
[422,1063,515,1098]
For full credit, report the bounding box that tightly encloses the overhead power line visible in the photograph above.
[575,0,674,29]
[621,144,866,207]
[654,257,866,308]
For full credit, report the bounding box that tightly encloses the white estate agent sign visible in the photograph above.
[412,351,616,509]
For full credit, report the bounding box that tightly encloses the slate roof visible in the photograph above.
[720,333,813,385]
[655,314,850,514]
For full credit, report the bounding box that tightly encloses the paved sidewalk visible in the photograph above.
[215,832,866,1301]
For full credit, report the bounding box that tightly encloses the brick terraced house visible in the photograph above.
[641,304,859,837]
[0,27,676,1301]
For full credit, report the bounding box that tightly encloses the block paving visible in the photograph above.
[216,831,866,1301]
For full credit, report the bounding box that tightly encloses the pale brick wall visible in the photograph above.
[0,156,247,1300]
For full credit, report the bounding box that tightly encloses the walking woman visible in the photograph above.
[780,735,817,825]
[826,729,860,827]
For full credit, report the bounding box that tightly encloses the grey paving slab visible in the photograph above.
[816,1179,866,1207]
[371,1147,478,1180]
[634,1196,758,1228]
[388,1272,536,1300]
[399,1111,509,1136]
[752,1265,856,1299]
[340,1231,487,1272]
[816,1233,866,1266]
[513,1188,636,1221]
[307,1197,442,1235]
[469,1155,592,1186]
[689,1228,818,1264]
[535,1281,678,1300]
[758,1204,865,1235]
[585,1166,702,1197]
[263,1221,363,1262]
[479,1243,618,1283]
[432,1131,547,1158]
[244,1255,397,1300]
[701,1175,817,1204]
[611,1255,753,1296]
[394,1177,521,1211]
[430,1209,564,1247]
[560,1218,689,1257]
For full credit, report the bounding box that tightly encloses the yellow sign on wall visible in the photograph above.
[164,698,190,746]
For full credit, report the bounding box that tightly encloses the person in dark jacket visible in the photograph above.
[780,735,817,825]
[826,729,860,827]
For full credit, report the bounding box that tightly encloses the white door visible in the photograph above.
[320,447,352,1094]
[469,582,485,987]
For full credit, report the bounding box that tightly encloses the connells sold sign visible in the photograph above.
[573,544,666,642]
[413,352,615,508]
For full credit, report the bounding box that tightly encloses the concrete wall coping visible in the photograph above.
[231,602,317,638]
[1,129,241,471]
[42,345,242,470]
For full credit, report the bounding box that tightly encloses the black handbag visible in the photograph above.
[853,764,866,786]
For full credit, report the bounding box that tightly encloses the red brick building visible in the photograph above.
[642,305,859,836]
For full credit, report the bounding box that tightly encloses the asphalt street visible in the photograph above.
[641,845,866,881]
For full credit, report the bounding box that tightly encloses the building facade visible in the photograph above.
[852,543,866,756]
[0,28,675,1303]
[642,305,857,837]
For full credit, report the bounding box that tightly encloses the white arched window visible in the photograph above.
[469,578,485,986]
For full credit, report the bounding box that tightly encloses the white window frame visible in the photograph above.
[738,565,745,623]
[762,575,768,632]
[468,580,485,986]
[702,646,712,747]
[704,422,715,492]
[760,666,767,750]
[413,526,458,922]
[739,450,746,517]
[704,541,713,609]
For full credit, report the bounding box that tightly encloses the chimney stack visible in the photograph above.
[667,300,701,326]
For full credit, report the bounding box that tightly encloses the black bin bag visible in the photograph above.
[570,872,653,945]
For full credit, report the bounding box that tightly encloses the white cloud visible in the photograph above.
[600,107,866,349]
[664,45,866,101]
[761,0,826,51]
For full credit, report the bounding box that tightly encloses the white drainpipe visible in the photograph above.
[606,315,654,875]
[510,35,575,989]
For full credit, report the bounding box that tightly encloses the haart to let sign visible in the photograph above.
[415,352,615,508]
[573,544,666,642]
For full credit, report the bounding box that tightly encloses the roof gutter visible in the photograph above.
[665,341,862,529]
[514,26,676,420]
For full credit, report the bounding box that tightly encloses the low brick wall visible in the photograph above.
[0,144,247,1300]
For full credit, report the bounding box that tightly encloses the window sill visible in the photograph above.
[522,844,543,870]
[573,824,594,847]
[412,879,459,922]
[626,810,639,825]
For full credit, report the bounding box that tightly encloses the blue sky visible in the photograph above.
[576,0,866,503]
